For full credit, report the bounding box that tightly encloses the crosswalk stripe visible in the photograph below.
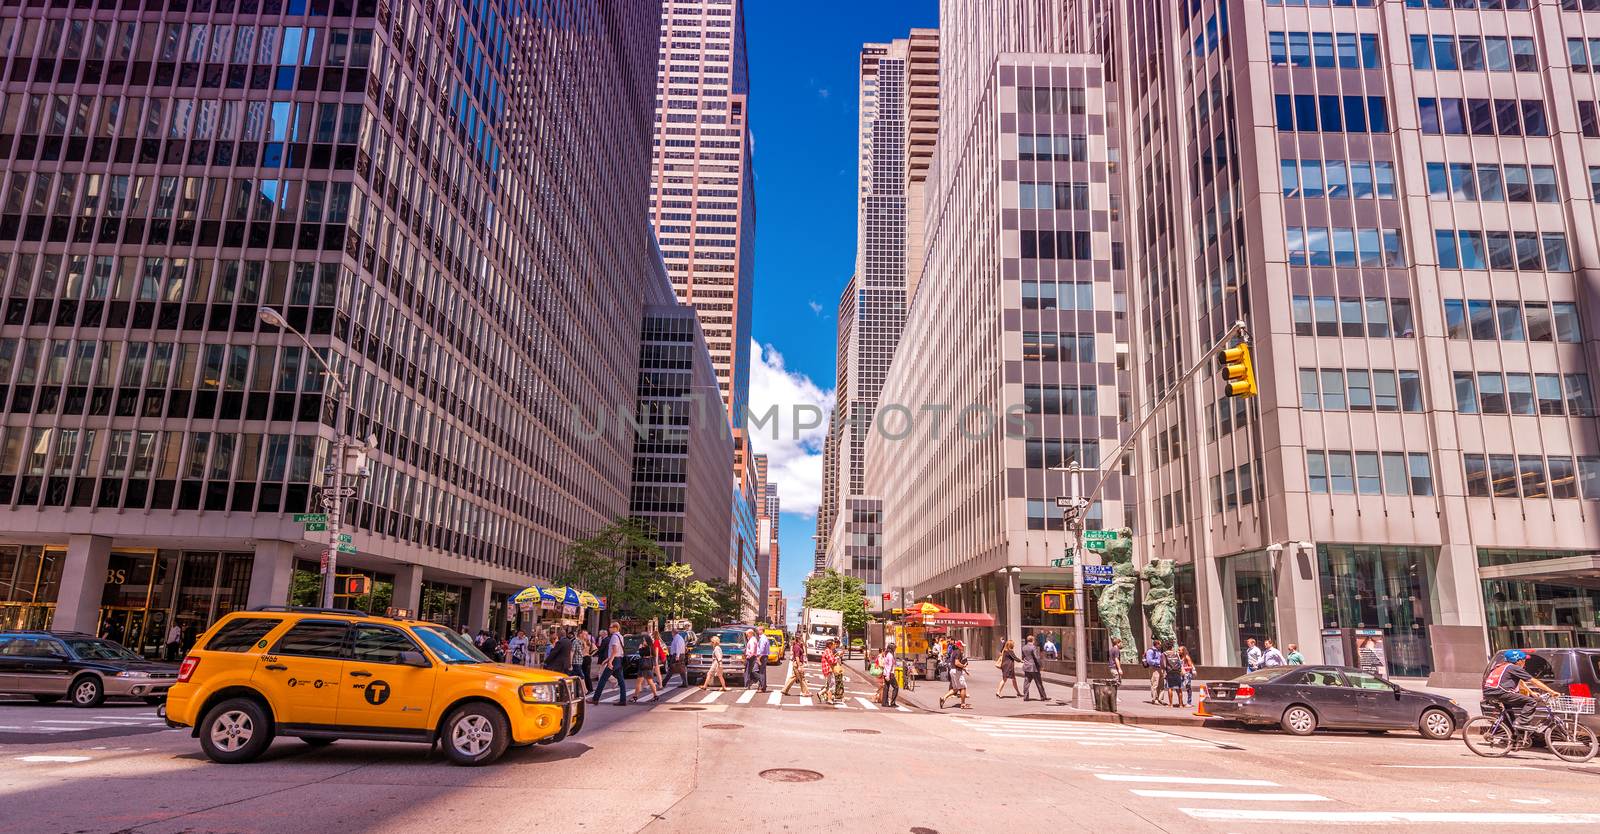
[1182,810,1600,824]
[834,701,849,709]
[767,691,783,706]
[1096,774,1279,786]
[698,691,722,704]
[1132,790,1328,802]
[854,697,878,710]
[736,689,757,704]
[897,705,910,712]
[799,697,813,707]
[666,687,697,704]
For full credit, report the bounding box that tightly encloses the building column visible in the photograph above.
[1428,542,1491,687]
[468,578,493,632]
[1198,555,1229,667]
[247,541,296,610]
[1005,569,1022,649]
[1275,543,1325,664]
[52,534,112,632]
[391,564,424,615]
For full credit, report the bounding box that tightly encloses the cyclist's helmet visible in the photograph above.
[1504,649,1529,663]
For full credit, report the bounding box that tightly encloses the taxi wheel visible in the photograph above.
[442,703,510,766]
[70,675,105,708]
[200,698,274,764]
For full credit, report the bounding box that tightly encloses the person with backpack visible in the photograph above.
[1161,642,1185,709]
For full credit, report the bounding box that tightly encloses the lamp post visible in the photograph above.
[259,307,369,610]
[1050,460,1092,709]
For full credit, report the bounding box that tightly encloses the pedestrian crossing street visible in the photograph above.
[650,682,912,712]
[1092,772,1600,825]
[950,716,1215,748]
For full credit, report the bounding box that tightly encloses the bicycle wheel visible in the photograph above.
[1544,721,1599,763]
[1463,716,1514,758]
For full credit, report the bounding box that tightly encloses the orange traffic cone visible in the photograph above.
[1193,685,1212,717]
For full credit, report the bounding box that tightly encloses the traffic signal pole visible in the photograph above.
[1052,320,1255,705]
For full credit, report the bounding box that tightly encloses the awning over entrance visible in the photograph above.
[1480,554,1600,589]
[914,612,996,628]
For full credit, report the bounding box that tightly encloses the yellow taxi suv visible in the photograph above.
[764,628,786,665]
[164,607,584,766]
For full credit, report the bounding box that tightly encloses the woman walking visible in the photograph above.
[1179,646,1197,706]
[508,630,529,666]
[575,629,596,693]
[699,635,728,691]
[634,631,661,702]
[939,641,971,709]
[995,639,1022,698]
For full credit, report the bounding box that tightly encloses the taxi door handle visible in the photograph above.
[264,664,287,671]
[349,670,373,678]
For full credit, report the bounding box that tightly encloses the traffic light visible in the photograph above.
[335,574,371,597]
[1041,590,1076,614]
[1220,342,1258,398]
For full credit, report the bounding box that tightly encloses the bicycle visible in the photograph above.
[1463,693,1598,763]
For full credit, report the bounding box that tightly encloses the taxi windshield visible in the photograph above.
[414,626,491,664]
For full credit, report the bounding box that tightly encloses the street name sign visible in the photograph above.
[293,513,328,523]
[1083,564,1115,586]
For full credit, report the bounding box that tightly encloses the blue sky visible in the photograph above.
[741,0,939,620]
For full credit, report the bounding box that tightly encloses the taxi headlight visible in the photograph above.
[519,682,558,703]
[116,671,153,678]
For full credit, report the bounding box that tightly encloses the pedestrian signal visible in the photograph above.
[1219,343,1257,398]
[1041,590,1075,614]
[335,574,371,597]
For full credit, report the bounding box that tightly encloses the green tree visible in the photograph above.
[554,517,665,617]
[802,569,869,638]
[702,578,743,627]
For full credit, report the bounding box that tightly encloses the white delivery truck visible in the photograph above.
[801,607,844,660]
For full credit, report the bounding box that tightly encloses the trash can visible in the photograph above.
[1090,679,1119,713]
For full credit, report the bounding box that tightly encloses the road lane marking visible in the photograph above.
[15,755,91,763]
[1132,789,1328,802]
[698,691,723,704]
[736,689,757,704]
[897,705,910,712]
[1097,774,1279,786]
[855,697,879,710]
[667,688,698,704]
[1182,809,1600,824]
[1377,765,1530,770]
[767,691,783,706]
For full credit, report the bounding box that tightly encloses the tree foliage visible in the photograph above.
[801,569,869,637]
[703,578,743,627]
[554,517,665,615]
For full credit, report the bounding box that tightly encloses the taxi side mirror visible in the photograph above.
[399,650,430,667]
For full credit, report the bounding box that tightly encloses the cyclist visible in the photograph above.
[1483,649,1561,729]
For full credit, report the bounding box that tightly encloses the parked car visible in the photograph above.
[1204,665,1468,739]
[0,631,179,706]
[686,627,749,685]
[1485,648,1600,733]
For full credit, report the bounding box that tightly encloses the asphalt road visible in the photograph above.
[3,669,1600,833]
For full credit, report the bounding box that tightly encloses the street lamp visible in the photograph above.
[258,306,371,610]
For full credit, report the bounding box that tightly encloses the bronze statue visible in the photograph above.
[1095,528,1139,665]
[1140,556,1178,647]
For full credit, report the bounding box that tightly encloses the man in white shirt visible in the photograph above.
[753,631,772,692]
[1244,637,1264,672]
[588,622,629,706]
[665,630,688,687]
[164,622,184,661]
[1043,637,1058,660]
[743,629,761,689]
[1262,639,1286,668]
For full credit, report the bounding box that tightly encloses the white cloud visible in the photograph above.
[746,339,832,517]
[808,300,823,316]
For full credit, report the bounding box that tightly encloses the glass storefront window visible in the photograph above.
[1318,544,1437,677]
[1175,562,1203,664]
[290,559,393,613]
[422,580,466,627]
[1482,549,1600,651]
[0,545,63,629]
[1020,578,1106,664]
[1222,550,1277,665]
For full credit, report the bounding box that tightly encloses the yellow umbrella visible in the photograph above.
[578,590,600,609]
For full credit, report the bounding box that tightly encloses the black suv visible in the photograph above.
[0,631,180,707]
[1486,648,1600,732]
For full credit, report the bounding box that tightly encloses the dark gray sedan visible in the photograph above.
[1203,665,1468,739]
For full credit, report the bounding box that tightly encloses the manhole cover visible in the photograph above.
[759,768,824,783]
[910,828,940,834]
[843,728,880,735]
[705,723,744,730]
[670,706,706,712]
